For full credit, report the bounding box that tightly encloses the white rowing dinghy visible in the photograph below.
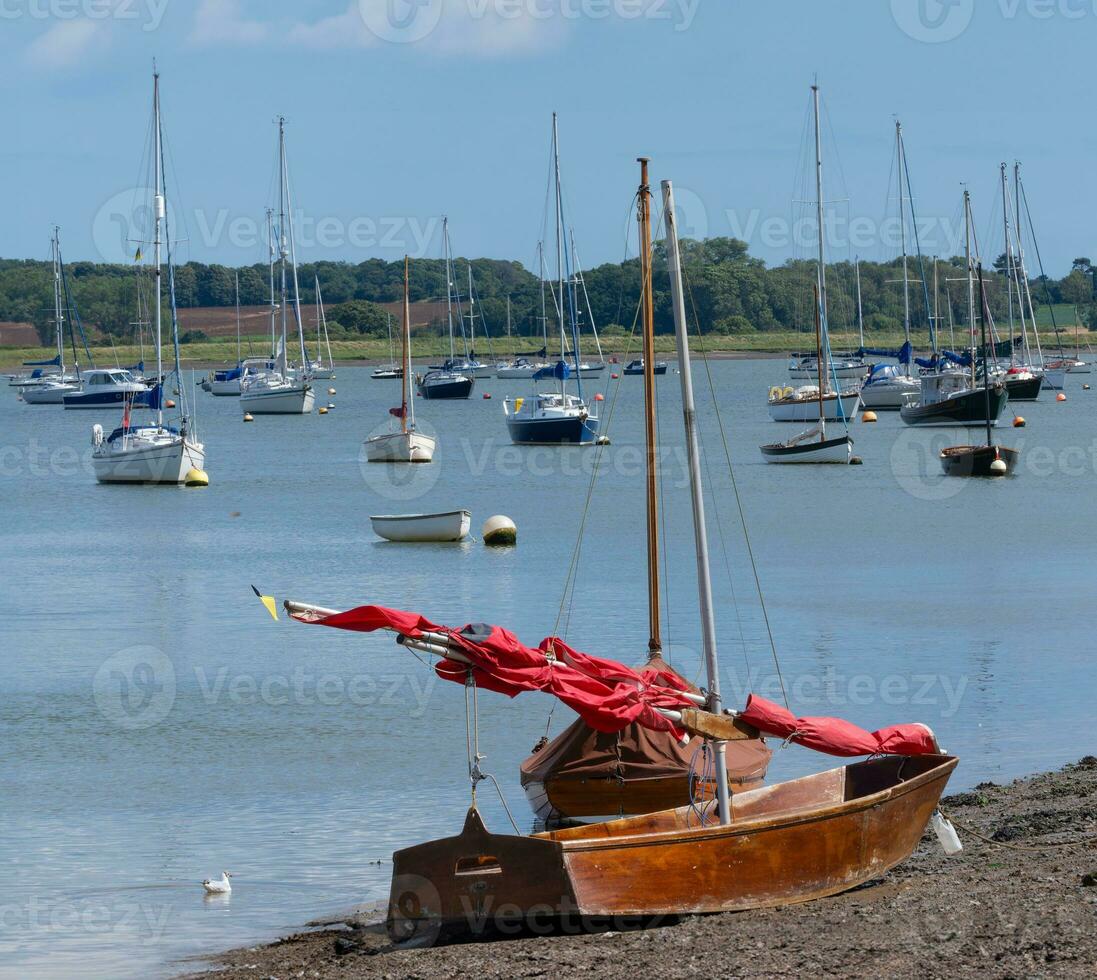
[370,510,471,543]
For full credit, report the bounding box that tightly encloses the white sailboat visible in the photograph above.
[365,257,437,464]
[309,276,336,379]
[860,121,923,410]
[240,117,315,416]
[768,85,861,426]
[372,312,402,379]
[22,228,82,405]
[417,217,475,399]
[91,67,205,485]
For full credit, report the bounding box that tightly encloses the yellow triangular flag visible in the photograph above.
[134,246,143,263]
[251,585,278,621]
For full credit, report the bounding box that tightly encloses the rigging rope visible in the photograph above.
[683,273,790,710]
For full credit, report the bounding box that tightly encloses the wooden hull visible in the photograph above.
[525,768,765,823]
[939,445,1019,477]
[387,754,957,941]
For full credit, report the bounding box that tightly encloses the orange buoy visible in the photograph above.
[1057,392,1067,402]
[611,373,620,380]
[483,392,492,399]
[594,393,605,402]
[165,399,176,409]
[1013,416,1026,428]
[861,411,878,423]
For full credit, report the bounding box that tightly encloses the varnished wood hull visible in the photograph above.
[387,754,957,941]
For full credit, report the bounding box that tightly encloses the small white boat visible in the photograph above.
[371,366,402,380]
[364,429,436,463]
[1067,359,1091,374]
[240,374,314,414]
[496,357,549,379]
[761,425,853,464]
[92,422,205,484]
[788,354,866,381]
[62,368,148,410]
[365,258,437,464]
[21,377,80,404]
[370,510,471,543]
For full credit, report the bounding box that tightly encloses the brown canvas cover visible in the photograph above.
[520,654,772,789]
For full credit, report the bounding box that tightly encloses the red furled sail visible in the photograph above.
[291,604,942,758]
[291,604,695,736]
[739,694,940,757]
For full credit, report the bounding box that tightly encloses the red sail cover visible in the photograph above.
[291,605,941,757]
[739,695,940,757]
[291,604,696,736]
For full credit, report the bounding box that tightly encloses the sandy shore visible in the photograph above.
[187,758,1097,978]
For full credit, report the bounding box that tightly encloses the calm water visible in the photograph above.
[1,359,1093,978]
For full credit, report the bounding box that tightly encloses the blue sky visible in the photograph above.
[1,1,1093,275]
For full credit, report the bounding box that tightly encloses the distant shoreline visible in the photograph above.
[185,756,1097,979]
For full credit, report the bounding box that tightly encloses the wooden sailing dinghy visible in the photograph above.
[275,178,957,943]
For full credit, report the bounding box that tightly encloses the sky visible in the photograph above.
[1,0,1093,276]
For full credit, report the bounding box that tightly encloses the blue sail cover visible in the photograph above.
[144,383,163,410]
[941,350,973,368]
[533,361,571,382]
[24,354,62,367]
[915,354,939,370]
[858,342,912,365]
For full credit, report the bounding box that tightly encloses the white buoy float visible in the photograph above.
[482,515,517,547]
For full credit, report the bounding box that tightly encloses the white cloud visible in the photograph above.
[25,19,109,69]
[190,0,270,44]
[190,1,565,56]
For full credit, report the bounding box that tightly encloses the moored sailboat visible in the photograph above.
[239,117,314,416]
[22,228,83,405]
[91,67,205,485]
[504,114,599,445]
[364,257,436,464]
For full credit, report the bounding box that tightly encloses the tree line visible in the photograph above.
[1,239,1089,348]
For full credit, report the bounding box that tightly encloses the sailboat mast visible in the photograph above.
[153,68,164,429]
[812,84,828,395]
[897,121,911,350]
[854,256,864,351]
[1015,163,1046,364]
[280,121,308,375]
[402,256,411,433]
[315,275,322,365]
[277,119,289,378]
[266,207,276,359]
[977,264,994,449]
[1000,163,1019,367]
[663,178,731,827]
[443,218,455,363]
[467,263,475,357]
[538,241,548,352]
[964,190,977,387]
[52,228,65,373]
[637,158,661,655]
[814,284,825,437]
[234,271,241,364]
[553,112,566,395]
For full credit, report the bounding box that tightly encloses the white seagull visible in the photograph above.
[202,871,233,895]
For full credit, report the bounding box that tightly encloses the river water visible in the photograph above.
[1,359,1092,977]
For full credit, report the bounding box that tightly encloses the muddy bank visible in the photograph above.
[187,758,1097,979]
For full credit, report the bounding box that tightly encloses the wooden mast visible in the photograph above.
[637,158,661,655]
[401,255,409,435]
